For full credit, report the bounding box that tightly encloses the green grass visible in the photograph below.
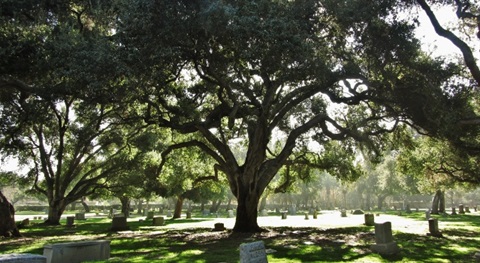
[2,212,480,262]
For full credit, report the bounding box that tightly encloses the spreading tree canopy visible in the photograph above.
[0,0,143,224]
[115,0,471,232]
[2,0,478,233]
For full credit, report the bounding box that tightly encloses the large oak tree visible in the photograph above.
[116,0,466,232]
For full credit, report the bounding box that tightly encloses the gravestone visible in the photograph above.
[66,216,75,227]
[341,210,347,217]
[110,216,129,231]
[75,213,86,220]
[427,218,443,237]
[146,211,154,220]
[364,213,375,226]
[260,210,268,216]
[281,212,287,220]
[239,241,268,263]
[167,211,173,217]
[352,209,364,215]
[313,210,318,219]
[213,223,226,231]
[227,210,234,218]
[152,217,165,226]
[371,222,400,255]
[304,213,309,220]
[0,254,47,263]
[459,204,465,214]
[43,240,110,263]
[466,207,471,213]
[202,210,210,216]
[186,212,192,219]
[21,218,30,226]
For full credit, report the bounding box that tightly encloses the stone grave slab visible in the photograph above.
[0,254,47,263]
[364,213,375,226]
[371,222,400,255]
[152,216,165,226]
[43,240,110,263]
[111,216,129,231]
[427,218,443,237]
[239,241,268,263]
[74,213,86,220]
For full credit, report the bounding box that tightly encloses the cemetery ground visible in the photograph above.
[2,210,480,262]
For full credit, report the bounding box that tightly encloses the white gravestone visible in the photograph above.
[43,240,110,263]
[239,241,268,263]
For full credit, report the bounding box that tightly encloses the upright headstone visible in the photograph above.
[110,216,129,231]
[313,210,318,219]
[146,211,154,220]
[466,206,471,213]
[281,212,287,220]
[75,213,86,220]
[427,218,443,237]
[213,223,226,231]
[239,241,268,263]
[371,222,400,255]
[186,212,192,219]
[167,211,173,217]
[341,210,347,217]
[364,213,375,226]
[66,216,75,227]
[451,207,457,215]
[459,204,465,214]
[304,213,309,220]
[152,217,165,226]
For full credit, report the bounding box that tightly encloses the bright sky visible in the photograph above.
[414,5,480,59]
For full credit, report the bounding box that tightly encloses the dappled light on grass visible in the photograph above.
[3,212,480,262]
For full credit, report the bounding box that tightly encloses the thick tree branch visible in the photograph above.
[417,0,480,85]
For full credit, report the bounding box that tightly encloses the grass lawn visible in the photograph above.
[2,211,480,262]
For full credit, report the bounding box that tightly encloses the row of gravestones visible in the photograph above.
[239,218,443,263]
[238,221,402,263]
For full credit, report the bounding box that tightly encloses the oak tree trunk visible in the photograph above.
[45,199,66,225]
[173,196,184,219]
[233,184,262,232]
[81,196,90,213]
[431,189,445,214]
[0,191,21,237]
[119,196,130,217]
